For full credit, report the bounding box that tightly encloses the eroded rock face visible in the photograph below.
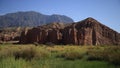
[47,29,62,44]
[0,27,24,43]
[19,18,120,45]
[62,23,78,44]
[19,23,64,44]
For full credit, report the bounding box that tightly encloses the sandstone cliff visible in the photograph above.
[19,17,120,45]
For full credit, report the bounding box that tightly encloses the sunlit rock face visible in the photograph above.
[19,17,120,45]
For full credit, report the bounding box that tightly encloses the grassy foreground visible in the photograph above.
[0,44,120,68]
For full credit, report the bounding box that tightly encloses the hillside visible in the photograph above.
[0,11,74,28]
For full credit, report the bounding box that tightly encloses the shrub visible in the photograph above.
[62,51,83,60]
[0,46,19,59]
[14,46,50,60]
[33,47,50,60]
[0,45,50,61]
[57,46,87,60]
[87,50,105,61]
[14,46,36,61]
[104,46,120,65]
[33,42,39,46]
[87,46,120,65]
[45,42,55,46]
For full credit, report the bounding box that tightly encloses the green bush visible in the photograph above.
[87,46,120,65]
[57,47,86,60]
[63,51,83,60]
[104,46,120,65]
[87,51,104,61]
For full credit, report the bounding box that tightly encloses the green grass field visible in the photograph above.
[0,44,120,68]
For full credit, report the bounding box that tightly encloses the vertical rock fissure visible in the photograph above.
[92,29,96,45]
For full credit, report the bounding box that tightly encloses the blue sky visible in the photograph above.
[0,0,120,32]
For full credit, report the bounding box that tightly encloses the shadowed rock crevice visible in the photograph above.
[19,17,120,45]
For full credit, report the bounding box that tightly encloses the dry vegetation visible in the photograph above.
[87,46,120,65]
[0,45,50,60]
[0,44,120,68]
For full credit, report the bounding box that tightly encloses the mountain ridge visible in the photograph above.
[0,11,74,28]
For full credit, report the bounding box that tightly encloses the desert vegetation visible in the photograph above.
[0,44,120,68]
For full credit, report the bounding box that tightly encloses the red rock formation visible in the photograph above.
[20,29,28,43]
[76,17,120,45]
[47,29,62,44]
[20,23,64,44]
[62,23,78,44]
[0,27,26,43]
[19,18,120,45]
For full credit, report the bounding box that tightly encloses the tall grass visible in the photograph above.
[0,44,119,68]
[56,46,87,60]
[0,45,50,60]
[0,57,31,68]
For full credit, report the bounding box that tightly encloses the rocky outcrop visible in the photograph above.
[19,17,120,45]
[19,23,64,44]
[62,23,78,45]
[0,27,30,43]
[47,29,62,44]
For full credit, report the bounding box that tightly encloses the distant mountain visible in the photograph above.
[0,11,74,28]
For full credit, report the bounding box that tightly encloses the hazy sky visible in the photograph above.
[0,0,120,32]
